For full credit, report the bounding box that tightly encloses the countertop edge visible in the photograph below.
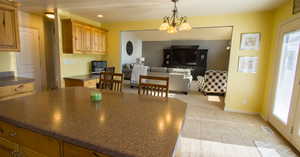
[0,116,133,157]
[0,77,35,87]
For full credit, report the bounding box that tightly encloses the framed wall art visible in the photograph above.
[240,33,261,51]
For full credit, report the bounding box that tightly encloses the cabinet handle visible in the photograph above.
[2,12,5,27]
[14,84,24,92]
[0,127,3,134]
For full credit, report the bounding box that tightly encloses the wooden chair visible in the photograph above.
[97,72,114,90]
[138,75,169,98]
[97,72,123,92]
[104,67,115,73]
[111,73,124,92]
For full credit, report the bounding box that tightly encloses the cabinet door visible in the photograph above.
[0,8,18,50]
[19,146,47,157]
[73,23,83,53]
[0,137,18,157]
[92,30,101,53]
[64,142,110,157]
[100,31,106,53]
[83,26,92,52]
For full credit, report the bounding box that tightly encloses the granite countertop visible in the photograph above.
[0,87,187,157]
[0,71,34,87]
[64,74,99,81]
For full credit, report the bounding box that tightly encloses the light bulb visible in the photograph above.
[167,26,177,34]
[159,22,169,31]
[45,12,55,19]
[179,22,192,31]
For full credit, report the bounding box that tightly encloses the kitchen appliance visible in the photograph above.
[91,61,107,74]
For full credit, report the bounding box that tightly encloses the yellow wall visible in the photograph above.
[103,11,274,113]
[262,0,294,118]
[57,10,106,78]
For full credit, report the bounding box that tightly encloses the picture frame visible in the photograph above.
[240,33,261,51]
[293,0,300,14]
[238,56,258,73]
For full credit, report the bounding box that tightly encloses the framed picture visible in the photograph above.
[238,56,258,73]
[240,33,261,50]
[294,0,300,14]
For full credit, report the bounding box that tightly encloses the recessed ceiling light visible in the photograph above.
[97,14,104,18]
[45,12,55,19]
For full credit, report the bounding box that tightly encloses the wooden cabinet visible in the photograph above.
[0,137,18,157]
[64,78,98,88]
[0,0,20,52]
[0,121,60,157]
[0,82,34,101]
[0,120,113,157]
[19,146,48,157]
[62,19,107,54]
[64,142,110,157]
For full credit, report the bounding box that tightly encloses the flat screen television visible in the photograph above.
[172,51,198,66]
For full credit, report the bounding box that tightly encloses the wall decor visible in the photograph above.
[238,56,258,73]
[126,41,133,56]
[240,33,261,50]
[294,0,300,14]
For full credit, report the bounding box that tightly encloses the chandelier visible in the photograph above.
[159,0,192,34]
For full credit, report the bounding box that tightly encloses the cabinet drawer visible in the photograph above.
[0,121,18,143]
[64,142,110,157]
[0,83,34,98]
[84,79,97,88]
[17,127,60,157]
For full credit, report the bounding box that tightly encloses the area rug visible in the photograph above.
[255,141,298,157]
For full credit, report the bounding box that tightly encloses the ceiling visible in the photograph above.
[124,27,233,41]
[16,0,287,22]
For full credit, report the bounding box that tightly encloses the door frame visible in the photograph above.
[268,16,300,150]
[17,27,43,91]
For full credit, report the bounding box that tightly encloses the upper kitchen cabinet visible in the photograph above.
[61,19,107,55]
[0,0,20,52]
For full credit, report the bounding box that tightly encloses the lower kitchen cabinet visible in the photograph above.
[19,146,48,157]
[0,120,112,157]
[0,137,18,157]
[64,142,110,157]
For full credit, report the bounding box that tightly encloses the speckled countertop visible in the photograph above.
[64,74,99,81]
[0,87,187,157]
[0,71,34,87]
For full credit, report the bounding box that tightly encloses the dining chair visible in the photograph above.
[138,75,169,98]
[97,72,114,90]
[104,67,115,73]
[97,72,124,92]
[112,73,124,92]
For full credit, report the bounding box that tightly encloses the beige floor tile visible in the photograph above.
[122,84,299,156]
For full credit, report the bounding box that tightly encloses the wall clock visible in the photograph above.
[126,41,133,56]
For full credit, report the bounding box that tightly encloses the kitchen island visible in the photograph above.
[0,87,187,157]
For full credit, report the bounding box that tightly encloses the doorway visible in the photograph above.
[269,18,300,151]
[16,27,42,91]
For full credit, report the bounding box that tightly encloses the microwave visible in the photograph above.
[91,61,107,74]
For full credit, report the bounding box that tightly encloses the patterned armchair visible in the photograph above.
[198,70,227,95]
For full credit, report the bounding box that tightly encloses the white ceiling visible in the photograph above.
[16,0,287,22]
[124,27,233,41]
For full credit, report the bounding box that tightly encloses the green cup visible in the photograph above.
[91,92,102,102]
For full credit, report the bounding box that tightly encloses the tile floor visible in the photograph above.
[123,81,299,157]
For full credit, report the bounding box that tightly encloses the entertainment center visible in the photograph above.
[163,45,208,80]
